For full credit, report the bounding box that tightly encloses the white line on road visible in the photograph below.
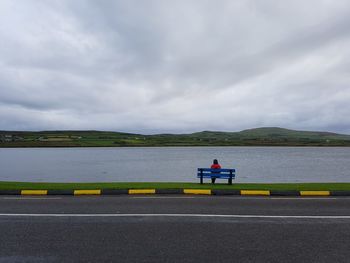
[133,196,344,200]
[131,196,196,199]
[264,197,340,200]
[2,197,62,200]
[0,213,350,219]
[116,196,341,200]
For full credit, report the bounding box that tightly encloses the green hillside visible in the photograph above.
[1,127,350,147]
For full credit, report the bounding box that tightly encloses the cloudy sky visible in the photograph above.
[1,0,350,134]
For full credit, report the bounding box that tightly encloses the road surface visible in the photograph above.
[0,195,350,262]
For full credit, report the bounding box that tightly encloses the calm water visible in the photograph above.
[0,147,350,183]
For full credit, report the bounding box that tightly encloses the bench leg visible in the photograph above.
[229,171,233,185]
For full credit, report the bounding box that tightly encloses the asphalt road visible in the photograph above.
[1,195,350,263]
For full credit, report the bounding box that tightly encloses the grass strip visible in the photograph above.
[1,182,350,191]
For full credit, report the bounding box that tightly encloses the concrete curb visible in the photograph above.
[212,189,240,195]
[47,190,74,195]
[0,190,21,195]
[155,189,183,194]
[0,189,349,196]
[270,190,300,196]
[330,190,350,196]
[101,189,129,195]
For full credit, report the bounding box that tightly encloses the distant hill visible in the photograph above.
[1,127,350,147]
[240,127,349,138]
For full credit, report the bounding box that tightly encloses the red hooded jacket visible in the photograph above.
[211,164,221,169]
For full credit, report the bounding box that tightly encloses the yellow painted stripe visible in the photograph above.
[240,190,270,196]
[21,190,48,195]
[128,189,156,194]
[300,191,330,196]
[74,190,101,195]
[183,189,211,195]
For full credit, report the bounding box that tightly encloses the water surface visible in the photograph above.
[0,147,349,183]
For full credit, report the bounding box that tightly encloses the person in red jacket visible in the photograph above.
[210,159,221,184]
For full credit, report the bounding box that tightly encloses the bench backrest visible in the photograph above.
[197,168,236,178]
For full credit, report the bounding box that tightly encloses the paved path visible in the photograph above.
[1,196,350,262]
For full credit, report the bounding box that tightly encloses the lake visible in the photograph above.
[0,147,350,183]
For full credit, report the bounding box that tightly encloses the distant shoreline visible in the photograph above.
[2,127,350,147]
[1,145,350,148]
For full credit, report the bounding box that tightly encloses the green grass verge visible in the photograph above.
[1,182,350,191]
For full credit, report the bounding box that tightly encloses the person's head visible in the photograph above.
[213,159,218,164]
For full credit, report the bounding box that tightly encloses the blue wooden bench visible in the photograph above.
[197,168,236,185]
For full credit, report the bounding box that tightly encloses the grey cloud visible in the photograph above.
[1,0,350,133]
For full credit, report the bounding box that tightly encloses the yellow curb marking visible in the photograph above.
[300,191,330,196]
[74,190,101,195]
[128,189,156,194]
[21,190,48,195]
[240,190,270,196]
[183,189,211,195]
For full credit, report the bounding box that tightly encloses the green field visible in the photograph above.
[1,182,350,190]
[1,127,350,147]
